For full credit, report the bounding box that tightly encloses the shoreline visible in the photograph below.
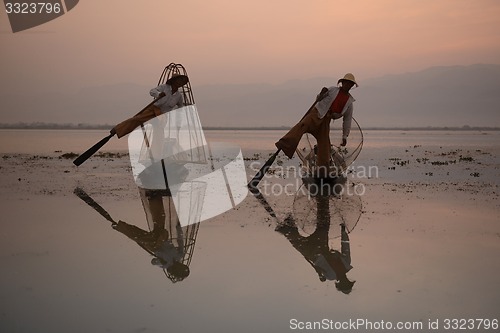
[1,125,500,131]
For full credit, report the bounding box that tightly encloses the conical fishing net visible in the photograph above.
[292,180,363,242]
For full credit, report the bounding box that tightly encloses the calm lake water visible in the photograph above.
[0,129,499,154]
[1,129,499,333]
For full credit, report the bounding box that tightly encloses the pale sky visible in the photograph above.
[1,0,500,92]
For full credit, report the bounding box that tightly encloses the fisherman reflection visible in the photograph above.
[74,187,196,283]
[275,183,355,293]
[111,189,190,282]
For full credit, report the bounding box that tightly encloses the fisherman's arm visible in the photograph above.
[340,224,351,264]
[176,94,184,108]
[150,84,166,98]
[341,104,353,146]
[316,87,329,102]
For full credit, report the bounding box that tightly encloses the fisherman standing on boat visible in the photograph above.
[275,73,358,177]
[110,74,189,138]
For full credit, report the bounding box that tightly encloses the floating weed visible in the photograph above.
[59,152,79,159]
[243,153,261,161]
[389,158,410,166]
[459,156,474,162]
[431,161,449,166]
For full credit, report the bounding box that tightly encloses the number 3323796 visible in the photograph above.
[443,319,498,330]
[5,2,62,14]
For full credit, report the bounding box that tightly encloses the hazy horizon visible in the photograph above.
[1,63,499,128]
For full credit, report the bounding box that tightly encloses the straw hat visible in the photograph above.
[166,73,189,86]
[338,73,358,87]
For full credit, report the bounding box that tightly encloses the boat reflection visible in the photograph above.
[293,176,362,238]
[74,187,200,283]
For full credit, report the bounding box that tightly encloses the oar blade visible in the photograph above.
[73,187,116,223]
[247,149,280,190]
[73,133,114,166]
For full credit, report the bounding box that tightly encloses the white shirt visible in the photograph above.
[150,84,184,113]
[314,86,355,139]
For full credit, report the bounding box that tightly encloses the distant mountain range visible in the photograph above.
[1,64,499,128]
[356,64,500,128]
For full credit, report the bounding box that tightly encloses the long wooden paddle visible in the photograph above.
[247,94,325,190]
[72,95,164,166]
[247,149,281,190]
